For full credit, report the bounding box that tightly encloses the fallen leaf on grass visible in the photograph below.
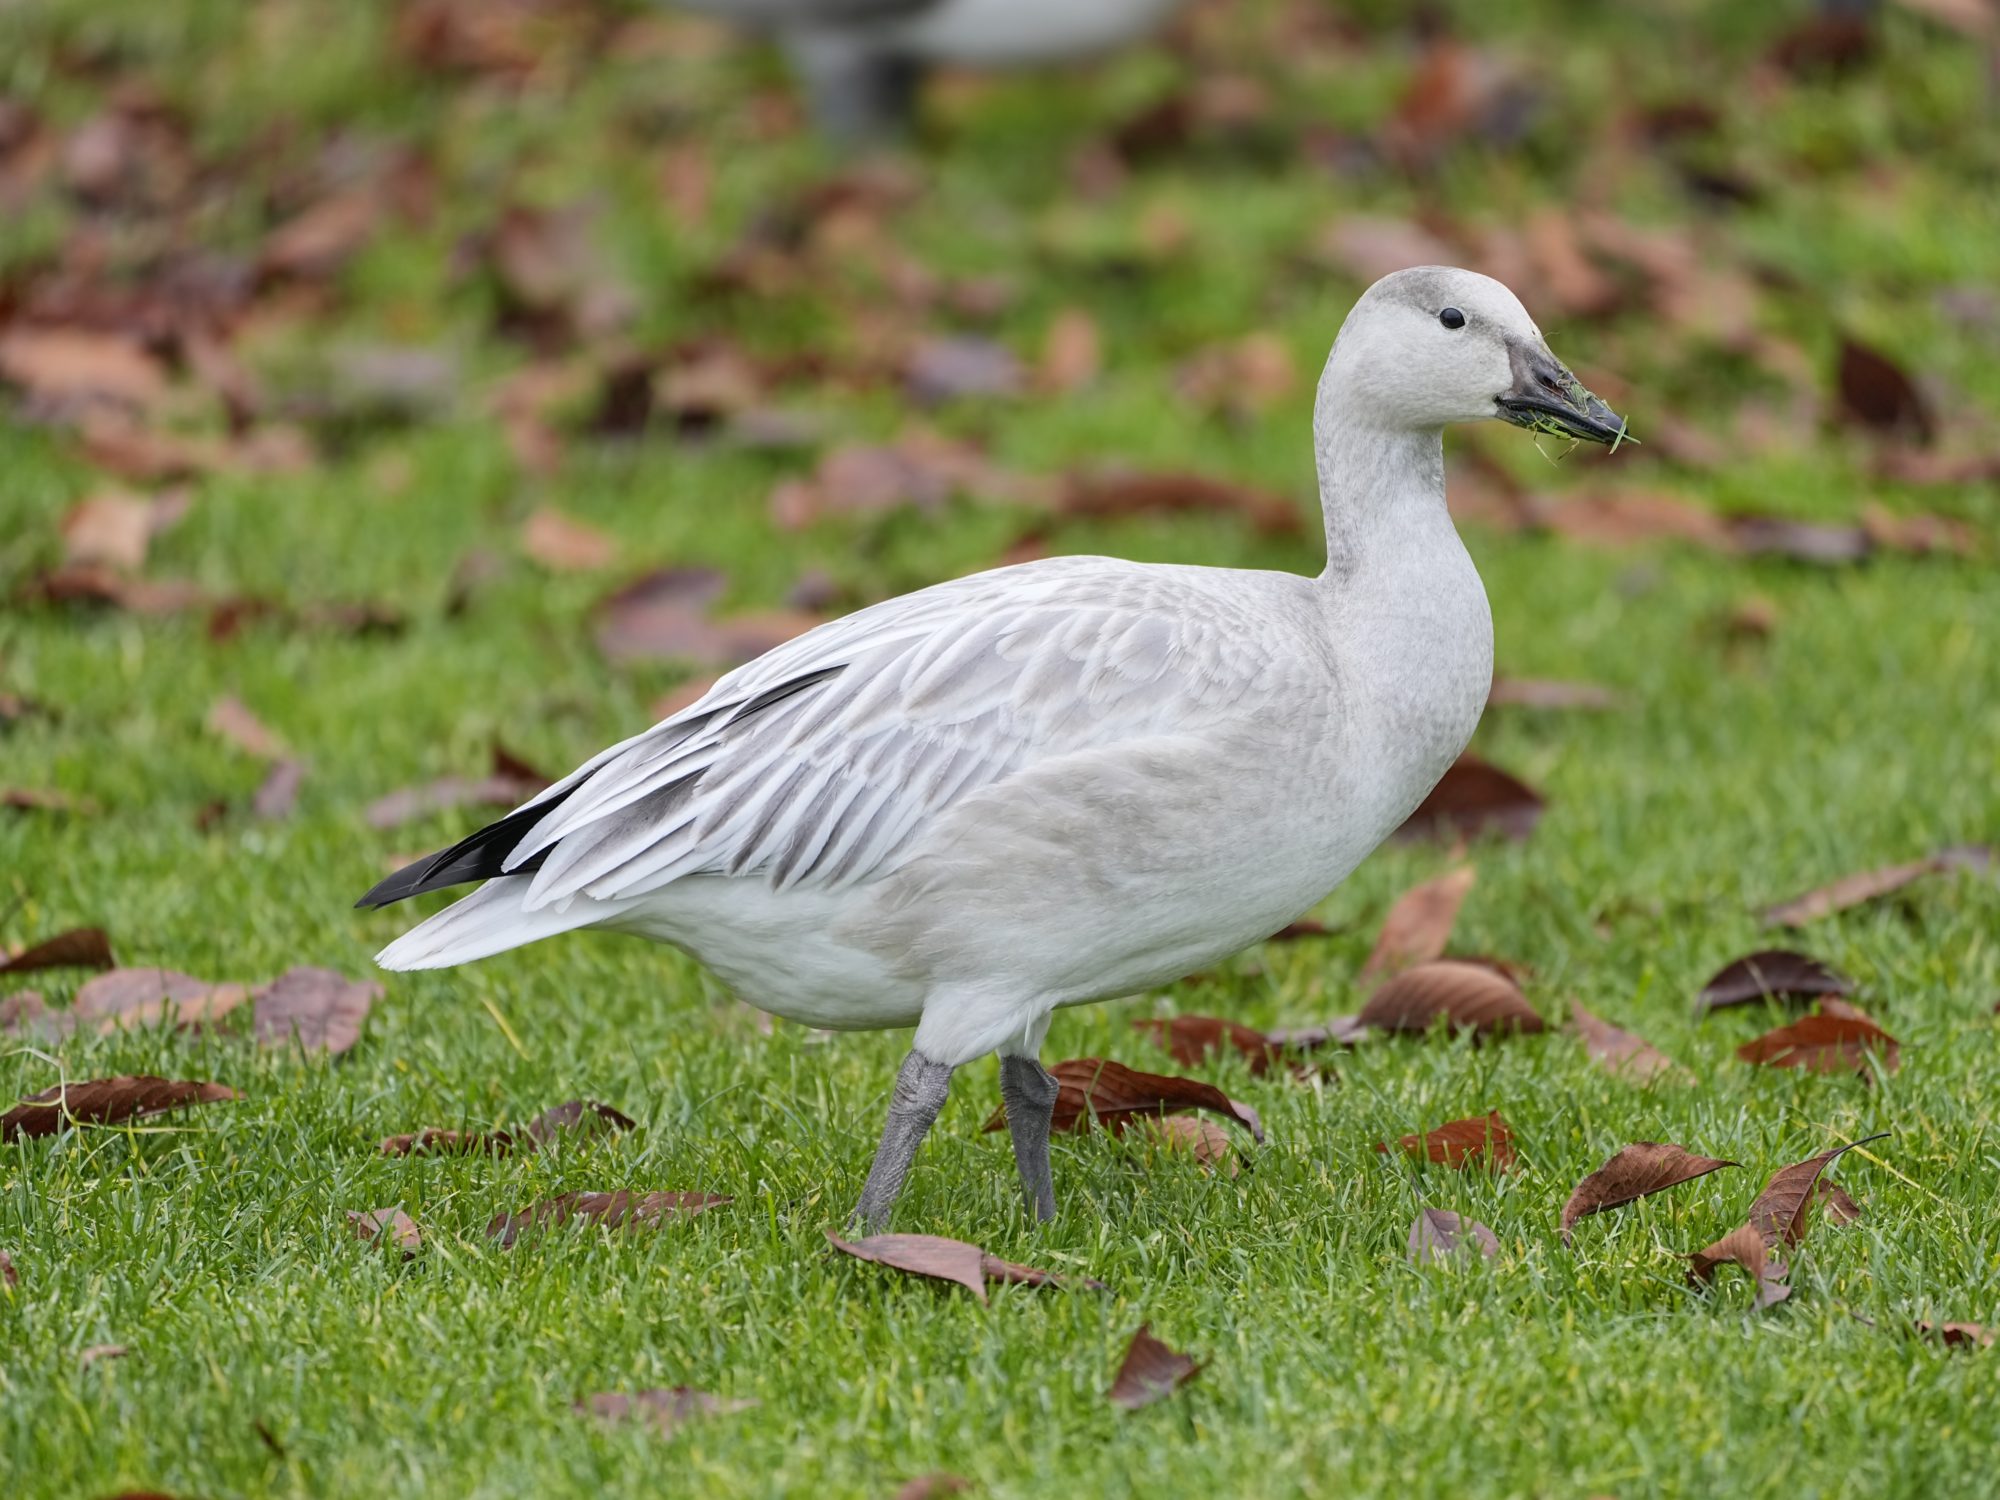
[1407,1207,1500,1264]
[1039,307,1102,392]
[3,786,97,815]
[520,506,618,571]
[1761,846,1991,926]
[378,1128,510,1156]
[1359,866,1476,981]
[253,966,378,1055]
[80,1343,131,1368]
[1,1076,240,1140]
[577,1388,757,1434]
[206,696,285,759]
[1817,1181,1864,1224]
[593,567,820,668]
[1836,336,1933,444]
[904,334,1023,404]
[1394,754,1543,843]
[488,1191,729,1248]
[251,760,307,820]
[1142,1115,1239,1174]
[1130,1015,1286,1075]
[1560,1142,1737,1243]
[364,745,551,829]
[1358,961,1544,1038]
[0,1250,14,1287]
[1916,1321,1993,1348]
[1486,677,1620,710]
[1056,471,1301,537]
[0,927,113,975]
[1687,1224,1790,1307]
[380,1098,636,1156]
[0,327,166,415]
[981,1058,1262,1142]
[1262,1015,1371,1050]
[1737,1011,1901,1076]
[1108,1324,1200,1410]
[521,1098,638,1147]
[347,1206,421,1258]
[1746,1135,1887,1248]
[1378,1111,1516,1170]
[892,1476,970,1500]
[827,1231,1100,1303]
[60,492,159,571]
[1698,949,1854,1013]
[74,968,251,1031]
[1570,1003,1688,1083]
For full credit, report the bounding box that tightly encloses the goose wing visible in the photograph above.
[375,558,1288,914]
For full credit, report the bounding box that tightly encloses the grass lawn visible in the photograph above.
[3,2,1999,1495]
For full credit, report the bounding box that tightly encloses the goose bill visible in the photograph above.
[1496,351,1626,445]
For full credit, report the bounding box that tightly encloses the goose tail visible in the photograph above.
[374,879,612,971]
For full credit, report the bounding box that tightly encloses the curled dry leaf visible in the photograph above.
[1107,1324,1201,1411]
[1407,1207,1500,1265]
[1560,1142,1737,1243]
[1816,1180,1863,1224]
[1736,1011,1901,1076]
[206,696,285,759]
[0,927,113,975]
[380,1098,636,1157]
[981,1057,1262,1142]
[1142,1115,1239,1175]
[1687,1224,1790,1307]
[1378,1111,1516,1170]
[1,1076,241,1140]
[1746,1135,1887,1249]
[578,1388,758,1434]
[347,1206,421,1258]
[1761,845,1991,927]
[521,1098,638,1148]
[1570,1003,1689,1084]
[1394,753,1543,843]
[826,1231,1099,1303]
[1130,1015,1286,1075]
[1698,949,1854,1013]
[73,967,250,1032]
[1358,961,1544,1038]
[1359,866,1476,982]
[1836,336,1933,444]
[488,1191,730,1248]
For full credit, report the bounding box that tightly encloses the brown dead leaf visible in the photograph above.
[521,506,618,572]
[769,433,1034,530]
[1540,490,1734,551]
[0,927,113,976]
[4,786,98,815]
[1726,515,1872,566]
[261,190,383,280]
[1761,846,1991,926]
[1687,1223,1790,1307]
[1142,1114,1240,1175]
[1,1249,14,1287]
[1057,471,1302,538]
[1130,1015,1286,1076]
[1360,866,1476,982]
[1698,949,1855,1013]
[1394,754,1544,843]
[1174,332,1296,420]
[1837,336,1934,445]
[1916,1321,1993,1348]
[1317,215,1460,285]
[592,566,820,668]
[253,966,378,1056]
[521,1098,638,1148]
[1560,1142,1737,1243]
[982,1057,1262,1142]
[74,967,251,1031]
[379,1128,511,1156]
[252,759,307,820]
[827,1231,1098,1302]
[1382,35,1534,169]
[364,745,551,829]
[80,1343,131,1368]
[577,1387,758,1434]
[1747,1135,1887,1248]
[904,335,1022,405]
[1107,1324,1200,1411]
[1262,1015,1371,1050]
[1358,960,1544,1038]
[347,1206,421,1258]
[1570,1003,1689,1084]
[0,327,167,415]
[1487,677,1620,711]
[1407,1207,1500,1265]
[1,1076,241,1140]
[206,696,286,759]
[1737,1011,1901,1076]
[488,1191,731,1248]
[1817,1180,1864,1225]
[892,1476,970,1500]
[1039,307,1102,392]
[1379,1110,1517,1170]
[60,492,156,571]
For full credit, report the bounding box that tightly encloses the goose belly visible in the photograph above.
[896,0,1184,64]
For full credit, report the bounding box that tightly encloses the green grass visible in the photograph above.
[4,2,2000,1496]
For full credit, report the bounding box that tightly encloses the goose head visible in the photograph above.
[1326,266,1626,444]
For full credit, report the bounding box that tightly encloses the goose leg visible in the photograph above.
[851,1049,954,1231]
[785,31,922,142]
[999,1054,1059,1223]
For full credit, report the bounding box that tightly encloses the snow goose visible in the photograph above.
[361,267,1627,1228]
[670,0,1193,138]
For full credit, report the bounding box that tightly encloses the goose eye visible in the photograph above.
[1439,307,1466,330]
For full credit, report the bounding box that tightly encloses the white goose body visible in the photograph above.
[365,268,1625,1226]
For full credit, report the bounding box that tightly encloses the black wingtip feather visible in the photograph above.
[353,785,576,909]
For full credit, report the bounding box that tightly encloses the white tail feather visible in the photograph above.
[374,879,632,971]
